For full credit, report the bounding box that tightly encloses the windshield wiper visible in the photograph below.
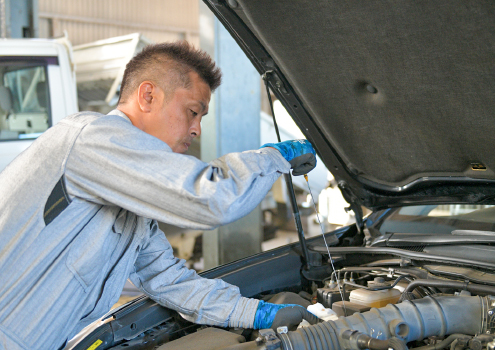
[452,230,495,236]
[382,232,495,246]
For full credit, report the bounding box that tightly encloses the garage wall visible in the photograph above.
[38,0,199,46]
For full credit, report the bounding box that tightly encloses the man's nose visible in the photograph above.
[190,119,201,138]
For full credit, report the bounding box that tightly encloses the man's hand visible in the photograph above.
[253,300,319,331]
[260,139,317,176]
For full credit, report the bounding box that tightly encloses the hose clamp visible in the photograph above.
[278,332,294,350]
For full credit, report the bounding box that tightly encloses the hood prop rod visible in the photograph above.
[262,71,311,270]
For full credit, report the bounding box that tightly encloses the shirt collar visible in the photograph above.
[108,109,132,124]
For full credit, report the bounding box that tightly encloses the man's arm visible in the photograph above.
[129,221,318,330]
[64,116,290,230]
[128,221,259,328]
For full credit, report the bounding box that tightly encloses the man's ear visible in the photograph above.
[137,82,154,112]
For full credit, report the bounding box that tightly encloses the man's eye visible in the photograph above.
[190,110,198,117]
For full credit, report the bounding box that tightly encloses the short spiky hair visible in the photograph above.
[118,41,222,104]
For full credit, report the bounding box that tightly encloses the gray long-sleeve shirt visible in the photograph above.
[0,109,290,350]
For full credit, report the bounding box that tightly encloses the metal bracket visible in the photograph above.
[261,70,273,81]
[262,70,288,94]
[257,329,282,350]
[485,296,495,334]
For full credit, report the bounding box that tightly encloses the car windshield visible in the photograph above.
[0,59,51,141]
[378,204,495,235]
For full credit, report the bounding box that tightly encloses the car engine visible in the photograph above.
[73,257,495,350]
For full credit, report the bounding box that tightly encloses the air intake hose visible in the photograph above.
[276,295,487,350]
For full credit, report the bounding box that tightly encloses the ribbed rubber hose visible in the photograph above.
[280,296,486,350]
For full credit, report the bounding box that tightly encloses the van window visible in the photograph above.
[0,59,52,141]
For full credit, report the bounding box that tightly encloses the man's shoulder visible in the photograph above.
[59,110,132,129]
[59,111,104,126]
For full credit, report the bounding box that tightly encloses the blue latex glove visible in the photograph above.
[260,139,317,176]
[253,300,319,330]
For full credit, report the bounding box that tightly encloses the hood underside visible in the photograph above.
[205,0,495,209]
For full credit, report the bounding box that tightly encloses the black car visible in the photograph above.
[66,1,495,349]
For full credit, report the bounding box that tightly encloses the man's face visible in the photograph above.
[144,71,211,153]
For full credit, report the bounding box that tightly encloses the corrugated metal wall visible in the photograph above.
[38,0,199,46]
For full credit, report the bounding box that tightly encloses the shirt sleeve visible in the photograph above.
[64,116,290,230]
[128,221,260,328]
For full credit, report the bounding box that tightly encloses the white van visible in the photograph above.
[0,38,78,171]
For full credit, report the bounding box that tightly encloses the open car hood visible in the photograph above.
[204,0,495,210]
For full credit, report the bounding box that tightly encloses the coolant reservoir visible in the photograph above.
[349,288,401,308]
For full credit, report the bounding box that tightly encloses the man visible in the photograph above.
[0,41,317,350]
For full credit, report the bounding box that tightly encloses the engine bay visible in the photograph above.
[70,246,495,350]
